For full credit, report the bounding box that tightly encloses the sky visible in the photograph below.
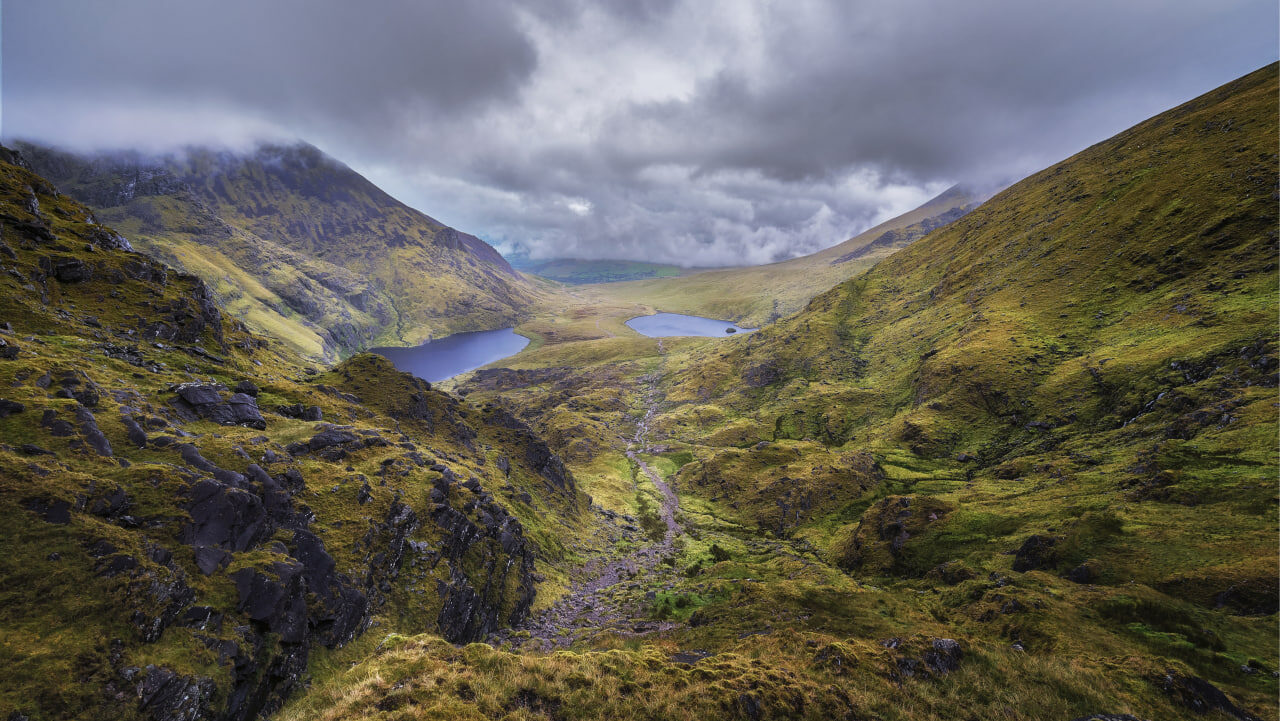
[3,1,1276,267]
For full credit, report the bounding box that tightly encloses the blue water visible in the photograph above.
[625,312,757,338]
[371,328,530,383]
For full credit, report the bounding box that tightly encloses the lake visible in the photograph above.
[370,328,530,383]
[625,312,757,337]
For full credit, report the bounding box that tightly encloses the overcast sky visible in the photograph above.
[3,1,1276,266]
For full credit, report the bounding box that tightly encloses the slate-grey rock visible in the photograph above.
[232,563,308,644]
[1066,560,1100,584]
[291,529,368,647]
[177,443,246,486]
[121,415,149,448]
[193,546,231,575]
[175,383,223,407]
[0,399,24,417]
[233,380,259,396]
[923,638,963,674]
[50,257,92,283]
[41,409,75,437]
[75,405,113,457]
[182,480,269,552]
[226,393,267,430]
[135,665,215,721]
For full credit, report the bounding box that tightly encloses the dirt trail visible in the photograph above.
[491,346,684,650]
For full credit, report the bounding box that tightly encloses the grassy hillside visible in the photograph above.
[598,184,984,326]
[19,143,540,360]
[418,64,1279,721]
[0,147,589,721]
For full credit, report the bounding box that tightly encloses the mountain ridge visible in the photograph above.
[17,140,537,360]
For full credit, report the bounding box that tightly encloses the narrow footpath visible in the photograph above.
[490,343,685,650]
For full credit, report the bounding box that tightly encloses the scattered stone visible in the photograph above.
[0,399,24,417]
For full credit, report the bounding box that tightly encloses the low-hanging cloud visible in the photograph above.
[4,0,1276,266]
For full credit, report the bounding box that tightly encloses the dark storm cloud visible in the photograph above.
[4,0,1276,266]
[4,0,537,145]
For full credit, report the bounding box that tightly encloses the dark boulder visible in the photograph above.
[88,486,131,518]
[40,409,75,437]
[24,497,71,524]
[51,257,92,283]
[276,403,323,421]
[1012,534,1059,572]
[175,383,223,407]
[173,383,265,429]
[1066,560,1102,584]
[286,428,357,457]
[121,415,149,448]
[1157,671,1259,721]
[923,638,963,674]
[743,362,780,388]
[56,370,101,407]
[177,444,245,486]
[75,405,113,457]
[0,399,24,417]
[0,339,19,360]
[233,380,260,396]
[226,393,266,430]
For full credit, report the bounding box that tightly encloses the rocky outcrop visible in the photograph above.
[1156,671,1259,721]
[171,383,266,429]
[1012,534,1060,573]
[833,495,952,575]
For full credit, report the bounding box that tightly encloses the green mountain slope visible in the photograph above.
[18,142,539,360]
[0,147,587,721]
[418,64,1278,721]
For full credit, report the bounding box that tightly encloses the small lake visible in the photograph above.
[625,312,757,338]
[371,328,529,383]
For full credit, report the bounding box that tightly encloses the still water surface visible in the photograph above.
[625,312,757,337]
[371,328,529,383]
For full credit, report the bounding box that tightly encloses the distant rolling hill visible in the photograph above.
[597,184,988,326]
[18,142,538,360]
[508,256,689,284]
